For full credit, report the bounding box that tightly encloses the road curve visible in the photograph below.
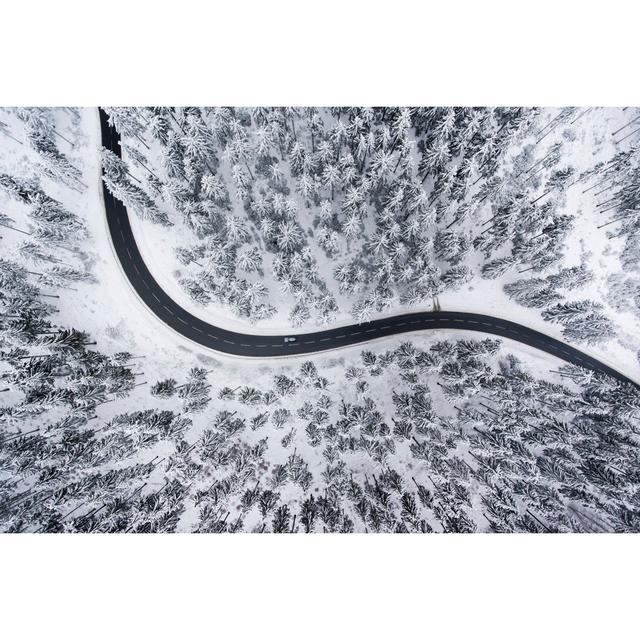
[99,108,639,388]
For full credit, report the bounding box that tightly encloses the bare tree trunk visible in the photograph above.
[597,215,628,229]
[568,107,591,126]
[599,202,623,215]
[612,114,640,136]
[0,221,31,235]
[514,147,559,180]
[125,169,141,184]
[593,183,618,198]
[169,110,186,135]
[531,189,551,204]
[597,196,620,208]
[134,132,150,150]
[134,158,159,179]
[535,109,566,138]
[52,128,74,147]
[526,508,551,532]
[0,427,40,442]
[0,126,23,145]
[616,126,640,144]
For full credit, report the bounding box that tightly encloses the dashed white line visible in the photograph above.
[192,326,204,334]
[223,339,235,345]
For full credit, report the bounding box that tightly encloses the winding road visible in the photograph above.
[99,108,639,389]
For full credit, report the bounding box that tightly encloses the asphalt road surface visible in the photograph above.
[99,108,639,389]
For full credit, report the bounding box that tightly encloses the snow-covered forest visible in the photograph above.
[101,107,640,367]
[1,107,640,532]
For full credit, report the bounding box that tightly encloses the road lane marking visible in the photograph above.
[335,335,346,339]
[223,339,235,345]
[193,326,203,333]
[350,331,362,336]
